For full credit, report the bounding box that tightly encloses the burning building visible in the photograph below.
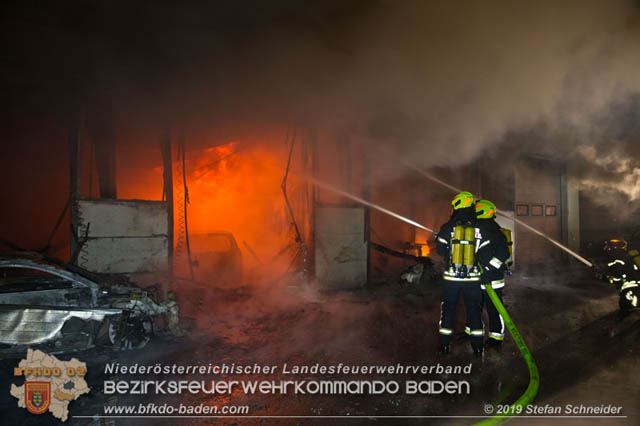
[2,1,640,425]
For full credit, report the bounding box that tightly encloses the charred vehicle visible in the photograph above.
[0,254,177,356]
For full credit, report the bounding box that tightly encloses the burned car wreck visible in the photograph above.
[0,254,179,355]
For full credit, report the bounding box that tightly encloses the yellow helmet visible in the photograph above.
[452,191,475,210]
[476,199,497,219]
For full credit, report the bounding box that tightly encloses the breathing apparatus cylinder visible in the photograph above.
[452,226,465,275]
[463,226,475,271]
[450,225,477,278]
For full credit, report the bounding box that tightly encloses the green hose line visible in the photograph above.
[474,283,540,426]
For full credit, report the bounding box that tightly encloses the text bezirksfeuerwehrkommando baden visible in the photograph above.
[103,363,473,395]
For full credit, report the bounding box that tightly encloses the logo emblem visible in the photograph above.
[25,382,51,415]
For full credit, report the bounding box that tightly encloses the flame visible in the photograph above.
[418,244,431,257]
[414,228,431,257]
[187,142,293,263]
[116,138,310,285]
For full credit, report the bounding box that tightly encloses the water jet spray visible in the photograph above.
[301,175,437,235]
[404,163,593,267]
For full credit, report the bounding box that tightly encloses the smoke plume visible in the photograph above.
[5,1,640,150]
[5,0,640,249]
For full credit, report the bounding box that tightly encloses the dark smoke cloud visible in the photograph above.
[4,0,640,193]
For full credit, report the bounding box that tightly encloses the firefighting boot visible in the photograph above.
[485,339,503,351]
[473,347,483,358]
[439,344,450,355]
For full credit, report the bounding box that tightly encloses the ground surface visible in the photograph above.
[1,260,638,425]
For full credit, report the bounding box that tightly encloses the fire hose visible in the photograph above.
[474,283,540,426]
[399,165,543,424]
[300,172,541,424]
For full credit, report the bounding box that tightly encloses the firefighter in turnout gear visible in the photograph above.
[472,199,511,350]
[435,191,484,356]
[603,239,640,312]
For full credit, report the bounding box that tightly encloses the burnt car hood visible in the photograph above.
[0,304,121,346]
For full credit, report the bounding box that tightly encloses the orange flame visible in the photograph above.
[117,139,310,285]
[188,142,291,254]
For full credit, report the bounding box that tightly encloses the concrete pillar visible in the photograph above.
[562,166,580,252]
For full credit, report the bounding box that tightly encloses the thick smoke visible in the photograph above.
[572,140,640,210]
[6,1,640,150]
[6,1,640,372]
[4,0,640,249]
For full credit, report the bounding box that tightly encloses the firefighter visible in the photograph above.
[473,199,511,350]
[603,238,640,312]
[435,191,484,356]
